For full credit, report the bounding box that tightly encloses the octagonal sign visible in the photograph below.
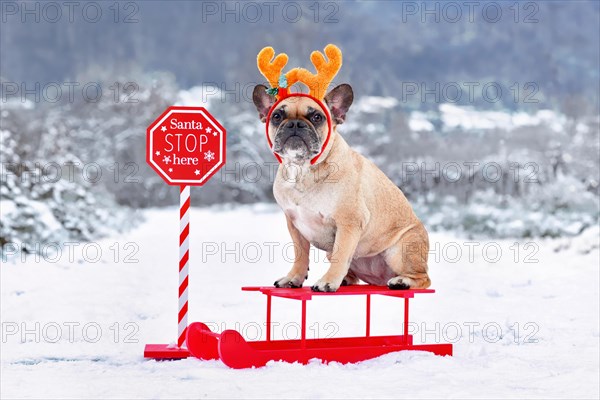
[147,106,226,186]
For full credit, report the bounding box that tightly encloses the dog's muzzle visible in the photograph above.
[273,119,321,158]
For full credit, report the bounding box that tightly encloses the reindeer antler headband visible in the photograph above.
[257,44,343,165]
[257,44,343,100]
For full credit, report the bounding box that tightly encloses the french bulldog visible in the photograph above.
[252,83,431,292]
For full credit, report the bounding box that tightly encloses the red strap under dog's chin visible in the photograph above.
[265,93,332,165]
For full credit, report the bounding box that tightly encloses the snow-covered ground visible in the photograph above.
[2,206,599,399]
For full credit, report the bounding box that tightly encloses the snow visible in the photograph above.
[0,199,17,219]
[2,206,599,399]
[354,96,399,113]
[1,98,35,110]
[176,86,220,107]
[438,104,567,132]
[26,201,62,232]
[408,111,435,132]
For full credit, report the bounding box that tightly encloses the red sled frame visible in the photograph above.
[184,285,452,369]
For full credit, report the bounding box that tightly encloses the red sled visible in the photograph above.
[186,285,452,369]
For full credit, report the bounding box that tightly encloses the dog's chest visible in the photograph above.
[278,191,337,251]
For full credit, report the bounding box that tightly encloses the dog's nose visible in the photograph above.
[285,120,307,130]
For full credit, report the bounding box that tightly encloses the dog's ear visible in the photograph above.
[253,85,276,123]
[324,84,353,125]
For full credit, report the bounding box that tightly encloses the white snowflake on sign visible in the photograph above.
[194,169,200,176]
[155,151,160,156]
[163,155,170,164]
[168,168,173,172]
[204,150,215,162]
[205,126,212,134]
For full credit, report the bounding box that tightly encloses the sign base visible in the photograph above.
[144,344,189,360]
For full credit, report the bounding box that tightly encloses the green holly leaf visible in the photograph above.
[265,87,279,96]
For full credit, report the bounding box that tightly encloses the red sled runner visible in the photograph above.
[184,285,453,369]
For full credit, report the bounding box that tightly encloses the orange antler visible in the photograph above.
[257,47,288,89]
[287,44,343,99]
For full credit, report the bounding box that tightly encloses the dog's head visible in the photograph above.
[252,84,353,164]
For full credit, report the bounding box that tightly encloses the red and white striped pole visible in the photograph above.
[178,185,190,348]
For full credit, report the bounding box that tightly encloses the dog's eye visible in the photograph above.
[271,112,281,122]
[311,113,323,123]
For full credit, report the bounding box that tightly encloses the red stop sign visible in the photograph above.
[147,106,226,186]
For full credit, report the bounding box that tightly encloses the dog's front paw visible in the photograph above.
[387,276,413,290]
[274,275,304,289]
[311,278,341,292]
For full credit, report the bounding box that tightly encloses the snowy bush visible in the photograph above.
[413,180,599,239]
